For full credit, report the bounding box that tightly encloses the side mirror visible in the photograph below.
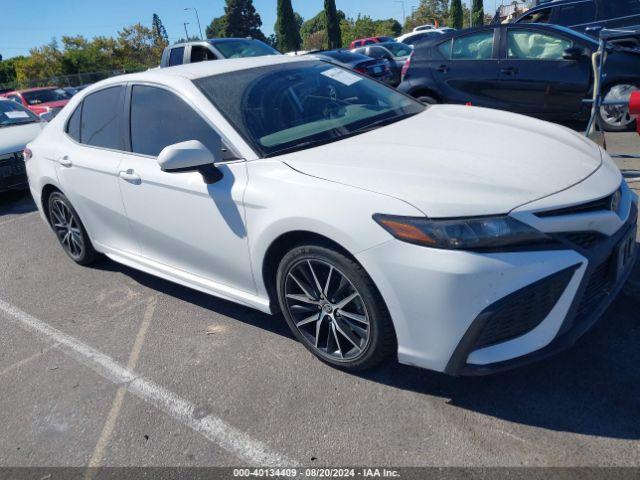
[563,47,585,61]
[158,139,224,184]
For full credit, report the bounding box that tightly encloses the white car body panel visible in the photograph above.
[24,56,638,374]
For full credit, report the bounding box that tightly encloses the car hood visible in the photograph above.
[0,122,44,155]
[282,105,603,217]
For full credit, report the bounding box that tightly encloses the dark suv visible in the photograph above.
[512,0,640,35]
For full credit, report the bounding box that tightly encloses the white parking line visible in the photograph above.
[0,297,295,467]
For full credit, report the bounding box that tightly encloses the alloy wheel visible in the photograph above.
[50,198,84,260]
[283,259,371,361]
[600,84,636,128]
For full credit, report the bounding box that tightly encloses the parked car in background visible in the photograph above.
[413,24,436,32]
[161,38,280,67]
[399,23,640,131]
[396,29,447,47]
[349,36,395,48]
[351,42,413,86]
[1,87,71,119]
[0,99,43,193]
[26,56,638,374]
[513,0,640,35]
[312,50,396,85]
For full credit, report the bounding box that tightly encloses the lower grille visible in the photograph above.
[575,255,616,321]
[474,266,576,350]
[559,231,607,250]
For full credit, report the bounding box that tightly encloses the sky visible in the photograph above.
[0,0,499,59]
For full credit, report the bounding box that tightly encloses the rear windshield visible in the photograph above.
[22,88,70,105]
[320,50,369,63]
[0,100,39,126]
[211,40,280,58]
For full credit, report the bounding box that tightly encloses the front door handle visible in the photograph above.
[436,64,449,73]
[119,169,141,184]
[500,66,518,75]
[57,155,72,167]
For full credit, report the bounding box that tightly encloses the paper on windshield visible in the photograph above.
[321,68,362,86]
[4,111,30,119]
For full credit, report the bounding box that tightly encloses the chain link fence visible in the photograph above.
[0,68,146,92]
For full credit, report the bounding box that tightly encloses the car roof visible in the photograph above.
[84,55,314,91]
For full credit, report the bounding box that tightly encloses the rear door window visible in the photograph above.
[518,7,553,23]
[439,31,495,60]
[80,86,126,150]
[190,45,216,63]
[169,47,185,66]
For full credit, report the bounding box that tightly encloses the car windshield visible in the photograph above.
[0,100,39,127]
[22,88,70,105]
[195,61,424,157]
[211,40,280,58]
[380,42,413,57]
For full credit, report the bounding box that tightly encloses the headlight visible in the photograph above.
[373,214,553,251]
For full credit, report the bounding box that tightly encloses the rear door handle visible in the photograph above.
[119,169,141,184]
[436,64,449,73]
[501,66,518,75]
[56,155,72,167]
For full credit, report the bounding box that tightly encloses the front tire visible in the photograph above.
[276,245,396,370]
[48,192,97,265]
[598,83,638,132]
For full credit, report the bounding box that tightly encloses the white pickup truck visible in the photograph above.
[160,38,281,68]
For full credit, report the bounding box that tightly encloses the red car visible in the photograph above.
[349,36,395,49]
[1,87,71,118]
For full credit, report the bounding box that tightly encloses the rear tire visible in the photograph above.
[48,192,97,266]
[276,244,396,371]
[416,95,438,105]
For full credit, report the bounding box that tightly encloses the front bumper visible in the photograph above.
[356,191,638,375]
[0,152,28,193]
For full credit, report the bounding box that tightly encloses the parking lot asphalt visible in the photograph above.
[1,133,639,469]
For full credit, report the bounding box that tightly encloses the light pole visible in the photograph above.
[183,22,191,40]
[393,0,406,23]
[184,7,204,40]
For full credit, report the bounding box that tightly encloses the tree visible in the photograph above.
[403,0,449,31]
[206,16,227,38]
[324,0,342,49]
[471,0,485,26]
[275,0,302,52]
[223,0,266,41]
[449,0,463,29]
[152,13,169,46]
[300,9,345,50]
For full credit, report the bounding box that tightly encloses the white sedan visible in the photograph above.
[0,99,44,193]
[25,55,638,375]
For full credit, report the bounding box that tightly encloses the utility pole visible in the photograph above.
[183,22,190,40]
[393,0,406,22]
[184,7,203,40]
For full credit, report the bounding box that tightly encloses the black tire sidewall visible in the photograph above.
[48,192,96,265]
[597,83,638,132]
[417,96,438,105]
[276,244,395,370]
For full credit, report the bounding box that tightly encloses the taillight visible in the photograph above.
[401,53,413,82]
[23,147,32,161]
[355,67,368,75]
[630,90,640,116]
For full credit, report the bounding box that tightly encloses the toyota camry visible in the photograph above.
[25,55,638,375]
